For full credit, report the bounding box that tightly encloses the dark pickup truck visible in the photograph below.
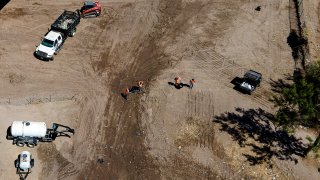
[232,70,262,94]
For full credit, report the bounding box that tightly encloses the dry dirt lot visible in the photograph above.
[0,0,320,179]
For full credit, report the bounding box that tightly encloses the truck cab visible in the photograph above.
[35,31,64,60]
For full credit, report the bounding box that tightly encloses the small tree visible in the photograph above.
[272,61,320,155]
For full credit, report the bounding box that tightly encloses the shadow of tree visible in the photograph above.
[269,71,303,93]
[213,108,306,165]
[0,0,10,12]
[269,78,291,93]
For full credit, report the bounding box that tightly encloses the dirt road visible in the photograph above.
[0,0,319,180]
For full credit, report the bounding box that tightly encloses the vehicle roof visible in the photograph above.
[45,31,61,41]
[244,70,262,81]
[84,1,95,6]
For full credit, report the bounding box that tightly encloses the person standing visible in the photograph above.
[189,79,195,89]
[129,81,144,94]
[174,76,183,88]
[137,81,144,93]
[123,88,130,100]
[174,77,181,85]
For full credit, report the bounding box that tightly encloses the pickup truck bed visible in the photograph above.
[51,10,80,37]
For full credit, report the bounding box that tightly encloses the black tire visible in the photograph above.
[95,11,100,17]
[16,141,25,147]
[27,142,35,148]
[69,28,76,37]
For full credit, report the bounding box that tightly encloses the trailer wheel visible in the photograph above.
[27,142,35,148]
[16,141,25,147]
[70,28,76,37]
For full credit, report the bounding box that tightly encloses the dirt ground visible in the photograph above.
[0,0,320,179]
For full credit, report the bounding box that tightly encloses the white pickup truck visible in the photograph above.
[34,10,80,60]
[35,31,64,60]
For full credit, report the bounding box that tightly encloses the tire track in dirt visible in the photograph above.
[186,90,215,120]
[189,43,272,108]
[78,0,224,179]
[1,3,109,179]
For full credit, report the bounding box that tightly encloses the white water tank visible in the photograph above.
[11,121,47,138]
[19,151,31,170]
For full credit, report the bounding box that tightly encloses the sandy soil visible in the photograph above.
[0,0,320,180]
[303,0,320,60]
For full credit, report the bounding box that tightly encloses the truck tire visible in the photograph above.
[69,28,76,37]
[16,141,25,147]
[95,11,100,17]
[27,142,35,148]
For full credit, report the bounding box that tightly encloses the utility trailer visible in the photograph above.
[35,10,81,60]
[6,121,75,148]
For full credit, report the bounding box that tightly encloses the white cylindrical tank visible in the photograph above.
[19,151,31,170]
[11,121,47,137]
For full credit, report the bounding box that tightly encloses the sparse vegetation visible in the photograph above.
[272,61,320,155]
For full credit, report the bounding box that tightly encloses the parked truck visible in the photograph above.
[6,121,75,148]
[34,10,81,60]
[235,70,262,94]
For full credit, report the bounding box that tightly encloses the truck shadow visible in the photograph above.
[213,108,306,165]
[0,0,10,12]
[230,77,250,95]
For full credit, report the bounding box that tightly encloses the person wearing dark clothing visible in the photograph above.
[189,79,195,89]
[129,86,141,93]
[137,81,143,93]
[130,81,144,93]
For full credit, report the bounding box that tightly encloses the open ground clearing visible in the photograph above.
[0,0,320,179]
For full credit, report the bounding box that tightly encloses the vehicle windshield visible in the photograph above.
[244,78,258,86]
[41,39,54,48]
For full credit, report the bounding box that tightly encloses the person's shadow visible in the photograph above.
[121,93,128,100]
[168,82,190,89]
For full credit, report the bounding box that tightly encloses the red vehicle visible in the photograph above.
[80,1,102,17]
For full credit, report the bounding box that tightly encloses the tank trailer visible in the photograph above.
[7,121,75,148]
